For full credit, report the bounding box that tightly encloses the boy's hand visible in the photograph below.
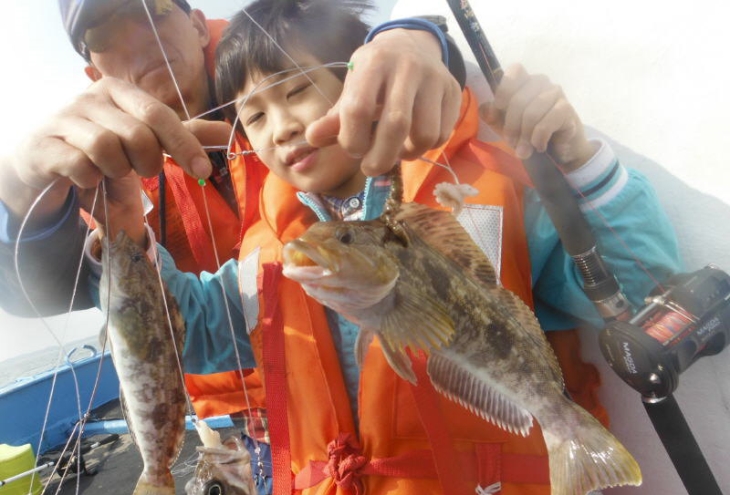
[306,28,462,176]
[481,64,595,172]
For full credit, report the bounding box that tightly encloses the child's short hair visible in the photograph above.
[216,0,373,127]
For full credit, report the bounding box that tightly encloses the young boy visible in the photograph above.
[90,0,681,493]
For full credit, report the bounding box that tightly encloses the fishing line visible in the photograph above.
[14,183,86,416]
[238,5,339,107]
[196,179,256,419]
[226,63,349,156]
[192,64,345,124]
[13,178,109,493]
[129,1,241,425]
[140,0,192,121]
[185,62,349,160]
[196,179,265,469]
[132,0,262,470]
[139,1,274,474]
[191,60,355,480]
[152,248,200,420]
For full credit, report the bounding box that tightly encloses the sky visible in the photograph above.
[2,0,730,361]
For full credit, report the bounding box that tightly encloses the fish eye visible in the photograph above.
[130,252,144,263]
[204,481,224,495]
[336,228,354,245]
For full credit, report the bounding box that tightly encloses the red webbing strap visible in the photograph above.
[294,446,550,490]
[163,163,217,269]
[502,452,550,485]
[294,449,436,490]
[409,351,471,495]
[260,262,292,495]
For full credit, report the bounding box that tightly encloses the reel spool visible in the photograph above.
[599,265,730,399]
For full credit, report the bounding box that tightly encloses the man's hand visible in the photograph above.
[306,28,462,176]
[481,64,595,172]
[0,77,231,228]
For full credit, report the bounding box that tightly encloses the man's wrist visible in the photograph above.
[365,18,449,65]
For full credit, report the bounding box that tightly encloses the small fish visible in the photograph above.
[282,201,642,494]
[101,231,187,495]
[184,422,255,495]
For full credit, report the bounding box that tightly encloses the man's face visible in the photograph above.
[85,3,210,117]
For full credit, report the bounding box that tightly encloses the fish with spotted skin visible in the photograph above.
[101,231,187,495]
[281,201,642,495]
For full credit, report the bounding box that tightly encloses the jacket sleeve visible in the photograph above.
[157,247,255,375]
[0,190,95,316]
[525,139,684,330]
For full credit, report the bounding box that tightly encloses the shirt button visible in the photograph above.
[347,197,361,209]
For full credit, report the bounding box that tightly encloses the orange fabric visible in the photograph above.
[236,88,553,494]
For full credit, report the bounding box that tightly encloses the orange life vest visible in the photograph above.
[237,88,555,494]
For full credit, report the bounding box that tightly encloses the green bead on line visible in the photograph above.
[198,178,206,186]
[347,61,354,71]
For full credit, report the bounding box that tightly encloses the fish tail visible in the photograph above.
[543,405,642,494]
[132,472,175,495]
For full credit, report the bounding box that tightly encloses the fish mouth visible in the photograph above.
[282,240,339,280]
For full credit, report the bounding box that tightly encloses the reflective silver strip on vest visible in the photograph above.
[239,247,260,335]
[456,204,503,283]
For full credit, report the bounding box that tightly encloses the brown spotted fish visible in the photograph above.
[101,231,187,495]
[282,202,642,495]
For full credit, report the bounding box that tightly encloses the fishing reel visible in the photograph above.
[599,265,730,400]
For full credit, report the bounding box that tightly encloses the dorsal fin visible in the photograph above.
[395,203,498,287]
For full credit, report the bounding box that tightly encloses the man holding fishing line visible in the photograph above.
[0,0,464,421]
[0,0,463,303]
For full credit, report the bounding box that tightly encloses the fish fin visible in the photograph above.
[133,472,175,495]
[376,280,456,352]
[354,327,375,368]
[98,324,107,348]
[396,203,498,287]
[163,284,186,351]
[543,400,642,493]
[488,286,564,386]
[119,390,139,447]
[378,332,417,384]
[426,350,534,436]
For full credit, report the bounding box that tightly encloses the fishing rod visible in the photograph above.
[444,2,727,493]
[445,0,631,323]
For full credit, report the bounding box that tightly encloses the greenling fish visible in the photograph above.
[281,201,642,495]
[101,231,187,495]
[185,420,256,495]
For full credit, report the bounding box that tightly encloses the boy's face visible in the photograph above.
[236,53,365,198]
